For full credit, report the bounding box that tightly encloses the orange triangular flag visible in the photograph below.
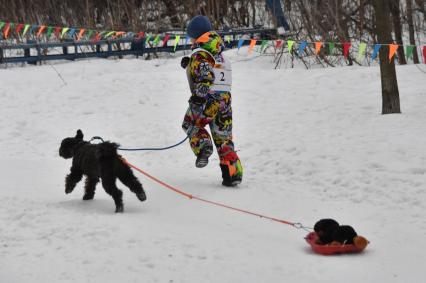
[388,44,399,61]
[36,25,46,37]
[248,39,257,54]
[315,42,323,55]
[77,29,85,40]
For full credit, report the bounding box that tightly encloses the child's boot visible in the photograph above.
[195,146,213,168]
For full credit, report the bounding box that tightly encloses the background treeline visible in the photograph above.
[1,0,425,64]
[1,1,424,37]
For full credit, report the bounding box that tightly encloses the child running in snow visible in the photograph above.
[181,15,243,187]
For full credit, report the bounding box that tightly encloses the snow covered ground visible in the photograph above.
[1,49,426,283]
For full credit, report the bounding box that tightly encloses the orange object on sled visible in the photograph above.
[305,232,368,255]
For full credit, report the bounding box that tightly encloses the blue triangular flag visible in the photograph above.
[237,38,244,50]
[371,44,381,61]
[29,24,38,35]
[185,35,190,46]
[298,41,308,55]
[68,28,76,37]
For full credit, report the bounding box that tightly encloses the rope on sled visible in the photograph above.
[122,158,312,232]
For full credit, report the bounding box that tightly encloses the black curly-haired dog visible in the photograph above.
[59,129,146,213]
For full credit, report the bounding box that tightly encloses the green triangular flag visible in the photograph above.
[153,35,161,46]
[46,26,54,37]
[328,42,335,54]
[105,31,115,37]
[287,40,295,52]
[405,45,415,60]
[0,21,5,30]
[358,42,367,60]
[86,29,94,39]
[225,35,231,44]
[22,24,30,36]
[174,35,181,51]
[145,34,152,46]
[259,40,268,53]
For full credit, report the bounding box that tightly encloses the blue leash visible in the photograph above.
[90,106,195,152]
[118,135,189,151]
[89,135,189,151]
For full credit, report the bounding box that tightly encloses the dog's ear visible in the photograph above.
[76,129,84,140]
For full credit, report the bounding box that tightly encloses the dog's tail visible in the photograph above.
[96,142,119,160]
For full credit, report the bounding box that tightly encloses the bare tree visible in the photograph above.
[373,0,401,114]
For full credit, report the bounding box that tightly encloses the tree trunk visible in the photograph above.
[389,0,406,65]
[406,0,420,64]
[373,0,401,114]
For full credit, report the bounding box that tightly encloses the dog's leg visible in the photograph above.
[83,177,99,200]
[101,176,124,213]
[65,167,83,194]
[117,163,147,202]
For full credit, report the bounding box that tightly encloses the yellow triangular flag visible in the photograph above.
[61,27,70,38]
[287,40,295,52]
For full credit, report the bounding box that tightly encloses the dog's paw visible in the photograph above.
[136,191,147,202]
[82,193,94,200]
[115,204,124,213]
[65,187,73,194]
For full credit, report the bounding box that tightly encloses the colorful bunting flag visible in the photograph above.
[225,35,231,44]
[275,40,283,49]
[54,26,62,37]
[153,34,161,46]
[3,22,11,39]
[297,41,307,55]
[36,25,46,37]
[0,21,5,30]
[77,29,85,40]
[259,39,268,53]
[371,44,381,61]
[173,35,180,52]
[343,42,351,58]
[237,38,244,50]
[162,34,170,46]
[46,26,54,37]
[423,46,426,64]
[68,28,76,37]
[86,29,94,39]
[287,40,295,53]
[61,27,69,38]
[145,34,152,46]
[22,24,30,36]
[105,31,115,38]
[136,31,145,40]
[185,35,190,46]
[15,23,24,35]
[328,42,335,54]
[358,42,367,60]
[248,39,257,54]
[405,45,415,60]
[388,44,399,61]
[315,42,323,55]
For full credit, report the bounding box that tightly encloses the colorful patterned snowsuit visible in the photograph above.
[182,32,243,183]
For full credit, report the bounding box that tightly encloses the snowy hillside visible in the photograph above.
[1,49,426,283]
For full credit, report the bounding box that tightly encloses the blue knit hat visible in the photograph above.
[187,15,212,39]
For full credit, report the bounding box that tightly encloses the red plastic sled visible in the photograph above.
[305,232,368,255]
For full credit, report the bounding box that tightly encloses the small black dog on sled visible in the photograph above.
[59,129,146,212]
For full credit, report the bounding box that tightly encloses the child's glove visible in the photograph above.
[181,56,190,69]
